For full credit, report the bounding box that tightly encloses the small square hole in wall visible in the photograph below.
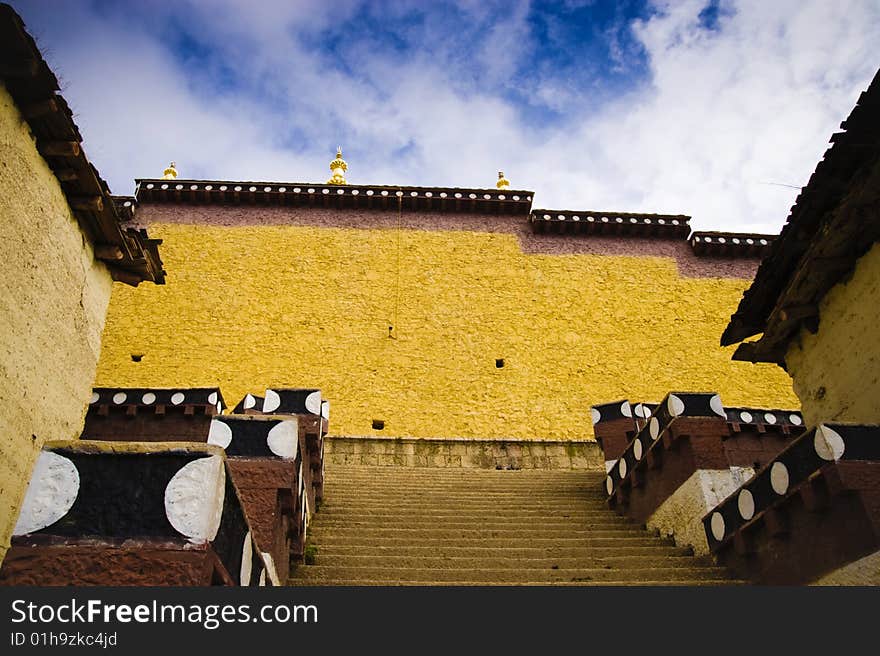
[372,419,385,430]
[495,358,505,368]
[131,354,144,362]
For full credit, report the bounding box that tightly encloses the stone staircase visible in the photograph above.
[288,464,744,586]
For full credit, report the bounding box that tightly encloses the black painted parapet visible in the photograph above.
[703,424,880,583]
[83,387,226,442]
[0,441,275,586]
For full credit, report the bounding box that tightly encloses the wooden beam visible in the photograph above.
[93,244,124,261]
[0,59,39,78]
[69,196,103,212]
[779,304,818,323]
[54,169,80,182]
[39,140,80,157]
[107,265,142,287]
[20,97,57,119]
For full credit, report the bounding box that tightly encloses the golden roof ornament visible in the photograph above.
[327,147,348,185]
[496,170,510,190]
[162,162,178,180]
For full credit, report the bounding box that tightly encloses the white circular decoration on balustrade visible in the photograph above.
[207,420,233,449]
[591,408,601,425]
[240,531,253,586]
[618,458,627,478]
[737,489,755,520]
[164,456,225,543]
[305,391,322,415]
[649,417,660,440]
[112,392,127,405]
[267,420,299,459]
[620,402,632,418]
[770,462,789,495]
[142,392,156,405]
[171,392,185,405]
[789,414,802,426]
[243,394,256,410]
[263,389,281,413]
[605,476,613,495]
[13,452,80,535]
[633,439,643,461]
[710,512,725,541]
[667,394,685,417]
[814,425,845,461]
[709,394,726,417]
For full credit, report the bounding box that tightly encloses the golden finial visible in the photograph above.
[162,162,178,180]
[327,147,348,185]
[496,170,510,190]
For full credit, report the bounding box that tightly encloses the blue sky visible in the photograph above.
[10,0,880,232]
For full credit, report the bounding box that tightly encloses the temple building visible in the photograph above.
[93,151,796,444]
[2,2,878,586]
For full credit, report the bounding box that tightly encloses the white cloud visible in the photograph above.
[14,0,880,233]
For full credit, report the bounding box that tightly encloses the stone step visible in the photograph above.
[289,565,733,583]
[316,510,635,521]
[326,465,599,476]
[319,498,616,515]
[308,535,677,549]
[311,544,694,558]
[307,526,660,540]
[313,518,637,530]
[287,579,747,587]
[326,484,604,494]
[308,554,709,570]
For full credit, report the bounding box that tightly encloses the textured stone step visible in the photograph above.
[309,536,678,549]
[308,527,661,540]
[326,465,600,476]
[309,554,708,570]
[312,544,695,558]
[314,518,636,530]
[287,579,746,586]
[326,486,605,496]
[293,463,739,587]
[319,501,609,512]
[290,565,733,583]
[316,512,636,523]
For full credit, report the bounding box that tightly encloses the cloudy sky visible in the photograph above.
[11,0,880,232]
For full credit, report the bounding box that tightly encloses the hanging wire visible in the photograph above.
[389,189,403,339]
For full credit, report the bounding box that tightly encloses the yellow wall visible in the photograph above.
[786,242,880,427]
[96,222,797,440]
[0,84,113,563]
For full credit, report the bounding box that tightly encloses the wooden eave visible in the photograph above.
[689,231,775,257]
[722,68,880,363]
[530,209,691,238]
[135,179,534,216]
[0,4,165,285]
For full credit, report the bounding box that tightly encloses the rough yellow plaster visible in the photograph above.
[0,84,113,564]
[786,242,880,426]
[97,223,797,441]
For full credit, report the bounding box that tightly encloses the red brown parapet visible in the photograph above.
[703,423,880,584]
[210,414,306,576]
[591,400,636,469]
[0,441,275,586]
[689,232,774,257]
[531,210,690,238]
[233,388,329,509]
[82,387,226,441]
[135,179,533,216]
[601,392,804,554]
